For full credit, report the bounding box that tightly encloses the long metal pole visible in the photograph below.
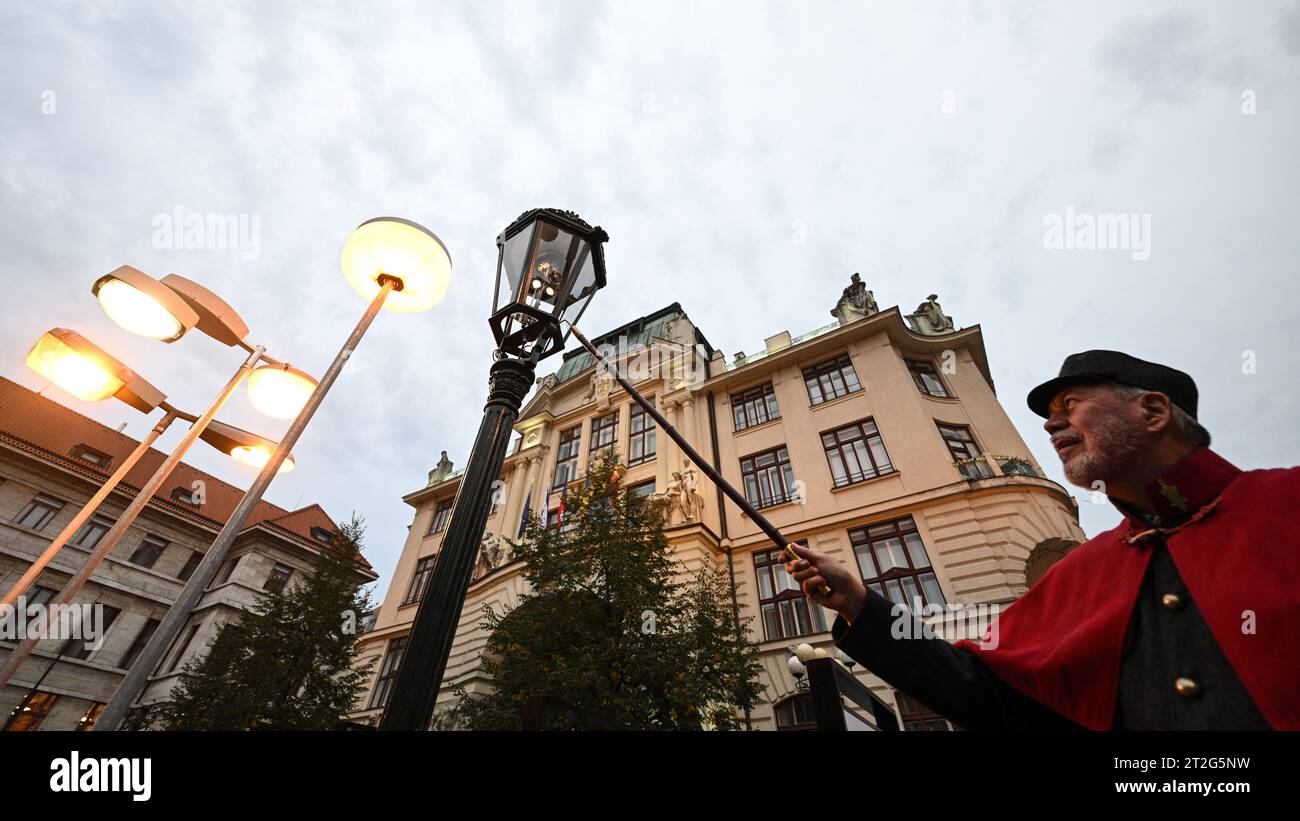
[379,354,536,731]
[0,349,263,690]
[94,280,395,731]
[0,412,177,610]
[566,324,828,592]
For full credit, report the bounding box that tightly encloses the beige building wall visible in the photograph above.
[348,298,1085,730]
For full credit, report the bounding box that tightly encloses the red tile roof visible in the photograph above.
[0,377,374,574]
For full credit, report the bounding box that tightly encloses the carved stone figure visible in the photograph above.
[831,272,879,325]
[428,450,454,485]
[663,471,689,523]
[472,532,505,581]
[680,462,706,521]
[906,294,955,335]
[585,368,614,409]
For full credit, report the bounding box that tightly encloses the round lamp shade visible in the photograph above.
[247,364,317,419]
[92,266,199,342]
[340,217,452,312]
[231,445,296,474]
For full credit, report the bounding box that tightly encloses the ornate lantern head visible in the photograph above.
[489,208,607,361]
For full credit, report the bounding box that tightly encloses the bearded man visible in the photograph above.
[787,351,1298,730]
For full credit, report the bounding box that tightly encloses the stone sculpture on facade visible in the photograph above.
[831,272,880,325]
[472,532,511,582]
[428,450,454,486]
[584,368,614,409]
[906,294,956,335]
[680,462,705,521]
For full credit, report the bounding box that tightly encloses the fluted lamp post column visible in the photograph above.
[380,208,608,731]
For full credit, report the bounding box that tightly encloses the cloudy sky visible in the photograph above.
[2,1,1298,593]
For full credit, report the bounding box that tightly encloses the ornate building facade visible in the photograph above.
[349,279,1084,730]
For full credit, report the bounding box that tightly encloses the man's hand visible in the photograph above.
[786,543,868,624]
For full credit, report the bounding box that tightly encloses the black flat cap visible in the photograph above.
[1027,350,1198,419]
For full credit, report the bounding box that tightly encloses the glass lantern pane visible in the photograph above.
[499,225,537,309]
[559,243,597,326]
[524,221,579,313]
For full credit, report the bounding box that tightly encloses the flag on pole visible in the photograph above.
[517,489,532,538]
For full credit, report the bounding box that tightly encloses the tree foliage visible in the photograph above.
[447,451,763,730]
[140,514,376,730]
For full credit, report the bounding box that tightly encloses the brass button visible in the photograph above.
[1161,593,1185,611]
[1175,677,1202,699]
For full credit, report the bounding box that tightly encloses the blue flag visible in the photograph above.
[517,489,532,539]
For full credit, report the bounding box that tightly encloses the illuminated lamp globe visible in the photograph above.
[340,217,452,312]
[92,266,199,342]
[230,444,296,474]
[27,331,125,402]
[247,364,317,419]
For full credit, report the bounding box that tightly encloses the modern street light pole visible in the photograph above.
[96,217,451,730]
[381,208,608,731]
[2,266,310,611]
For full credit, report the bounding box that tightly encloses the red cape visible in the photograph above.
[952,447,1300,730]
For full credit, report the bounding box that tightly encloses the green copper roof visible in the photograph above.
[552,303,709,384]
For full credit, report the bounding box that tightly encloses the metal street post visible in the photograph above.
[95,216,452,730]
[380,208,608,731]
[94,280,395,730]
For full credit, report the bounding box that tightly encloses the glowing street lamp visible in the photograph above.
[246,364,318,420]
[341,216,454,312]
[26,328,164,410]
[96,216,450,731]
[92,265,199,343]
[380,208,607,731]
[200,419,296,473]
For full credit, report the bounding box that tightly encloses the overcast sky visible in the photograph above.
[2,1,1297,593]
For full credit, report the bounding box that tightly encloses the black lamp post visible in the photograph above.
[380,208,608,731]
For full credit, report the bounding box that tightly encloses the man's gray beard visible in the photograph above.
[1061,416,1150,488]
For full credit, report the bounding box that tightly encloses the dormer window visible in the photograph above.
[311,526,335,544]
[70,444,112,469]
[170,486,200,506]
